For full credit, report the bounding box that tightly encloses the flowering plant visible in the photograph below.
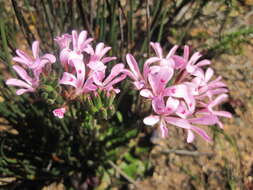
[124,43,232,143]
[2,30,231,189]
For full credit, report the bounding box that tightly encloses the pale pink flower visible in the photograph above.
[193,68,228,99]
[164,116,211,143]
[123,54,149,90]
[59,59,97,95]
[143,96,179,138]
[86,42,116,74]
[53,107,66,119]
[13,41,56,73]
[6,65,39,95]
[143,96,211,142]
[128,42,232,143]
[148,42,179,69]
[93,64,126,94]
[55,30,93,67]
[140,66,174,99]
[197,94,232,128]
[164,84,196,113]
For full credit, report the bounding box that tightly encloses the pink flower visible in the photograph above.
[127,41,232,143]
[143,96,179,138]
[13,41,56,74]
[59,59,97,95]
[140,67,174,99]
[53,107,66,119]
[86,42,117,74]
[143,96,211,142]
[164,84,196,113]
[148,42,179,69]
[6,65,39,95]
[164,116,211,143]
[197,94,232,128]
[123,54,150,90]
[55,30,93,67]
[54,33,72,50]
[93,64,126,94]
[193,68,228,99]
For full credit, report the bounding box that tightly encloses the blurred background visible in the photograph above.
[0,0,253,189]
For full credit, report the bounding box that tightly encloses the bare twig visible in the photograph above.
[146,0,150,56]
[11,0,35,46]
[76,0,93,36]
[108,160,143,189]
[160,149,214,157]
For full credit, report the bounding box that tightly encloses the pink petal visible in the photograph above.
[187,130,195,143]
[183,45,190,60]
[100,47,111,58]
[208,88,228,96]
[166,45,178,59]
[122,69,138,81]
[72,30,78,51]
[152,96,165,114]
[148,68,173,96]
[12,65,33,85]
[16,49,33,63]
[16,88,34,95]
[172,55,186,69]
[87,61,106,72]
[32,41,40,59]
[192,67,204,78]
[59,49,71,66]
[71,59,85,88]
[150,42,163,58]
[205,68,214,82]
[103,64,125,85]
[104,74,126,89]
[126,54,142,79]
[212,110,232,118]
[6,78,32,89]
[77,30,87,50]
[208,94,228,108]
[188,52,202,66]
[188,114,218,125]
[42,54,56,63]
[53,107,66,119]
[83,77,97,93]
[165,97,179,114]
[164,117,191,129]
[145,57,161,65]
[95,43,105,56]
[196,59,211,67]
[175,101,191,119]
[59,72,77,87]
[159,121,168,138]
[12,56,31,66]
[54,33,72,49]
[191,126,211,142]
[140,89,153,98]
[101,57,117,64]
[133,81,145,90]
[93,72,103,86]
[143,115,160,126]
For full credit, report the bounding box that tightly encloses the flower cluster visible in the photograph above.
[124,42,232,143]
[5,30,232,143]
[6,41,56,95]
[6,30,126,118]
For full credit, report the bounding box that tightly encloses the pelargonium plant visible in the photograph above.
[123,42,232,143]
[6,30,126,120]
[3,29,232,188]
[6,30,231,144]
